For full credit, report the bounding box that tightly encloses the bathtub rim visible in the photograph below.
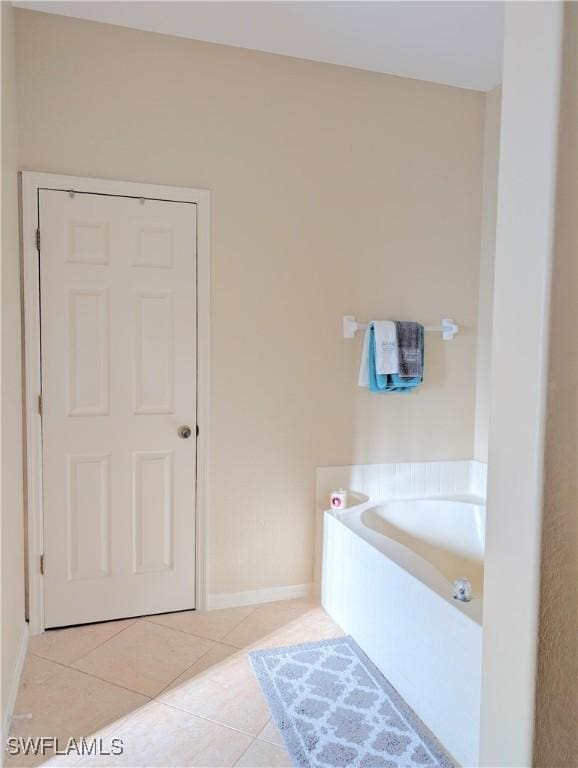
[324,495,484,626]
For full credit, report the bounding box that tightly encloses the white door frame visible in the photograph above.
[21,172,210,636]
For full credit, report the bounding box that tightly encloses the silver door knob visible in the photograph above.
[178,425,192,439]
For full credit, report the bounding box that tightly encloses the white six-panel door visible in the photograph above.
[40,190,197,627]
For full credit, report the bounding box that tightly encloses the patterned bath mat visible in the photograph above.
[249,636,454,768]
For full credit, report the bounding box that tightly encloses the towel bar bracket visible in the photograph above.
[343,315,459,341]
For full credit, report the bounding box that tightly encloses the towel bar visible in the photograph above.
[343,315,459,341]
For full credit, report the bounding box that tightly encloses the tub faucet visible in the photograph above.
[453,578,472,602]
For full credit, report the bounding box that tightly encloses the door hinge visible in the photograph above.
[38,395,43,416]
[36,228,41,251]
[196,424,199,437]
[40,554,45,575]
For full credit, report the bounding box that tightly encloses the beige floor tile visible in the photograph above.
[157,651,269,736]
[142,606,256,642]
[159,642,240,695]
[71,621,213,697]
[29,619,137,666]
[6,656,148,768]
[250,606,344,651]
[6,602,343,767]
[235,739,292,767]
[221,599,319,649]
[18,653,65,687]
[257,719,285,748]
[222,602,341,653]
[74,701,251,767]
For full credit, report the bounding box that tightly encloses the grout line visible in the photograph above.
[72,618,141,659]
[25,605,322,695]
[136,617,222,645]
[218,640,248,652]
[17,610,336,765]
[139,606,260,645]
[153,642,231,698]
[27,650,154,700]
[221,602,323,650]
[154,638,253,699]
[63,619,220,677]
[234,736,290,765]
[254,720,284,748]
[67,630,252,700]
[233,736,258,766]
[160,699,266,741]
[26,609,262,703]
[28,617,140,669]
[139,619,218,643]
[219,610,262,647]
[256,735,287,749]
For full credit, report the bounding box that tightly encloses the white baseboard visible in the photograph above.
[1,622,29,746]
[207,583,312,610]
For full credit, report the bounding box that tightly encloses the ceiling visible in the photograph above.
[13,1,504,92]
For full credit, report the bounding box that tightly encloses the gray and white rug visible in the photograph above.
[249,637,454,768]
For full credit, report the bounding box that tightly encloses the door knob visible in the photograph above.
[178,425,192,439]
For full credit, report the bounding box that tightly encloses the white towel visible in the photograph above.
[358,321,399,388]
[373,321,399,374]
[358,325,371,387]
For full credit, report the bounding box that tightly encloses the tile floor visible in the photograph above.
[6,599,343,767]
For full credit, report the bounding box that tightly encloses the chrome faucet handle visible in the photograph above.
[453,578,472,602]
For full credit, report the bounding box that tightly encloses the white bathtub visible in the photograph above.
[322,496,484,767]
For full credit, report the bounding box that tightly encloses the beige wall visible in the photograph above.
[534,3,578,766]
[14,9,485,595]
[1,0,26,734]
[474,86,501,463]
